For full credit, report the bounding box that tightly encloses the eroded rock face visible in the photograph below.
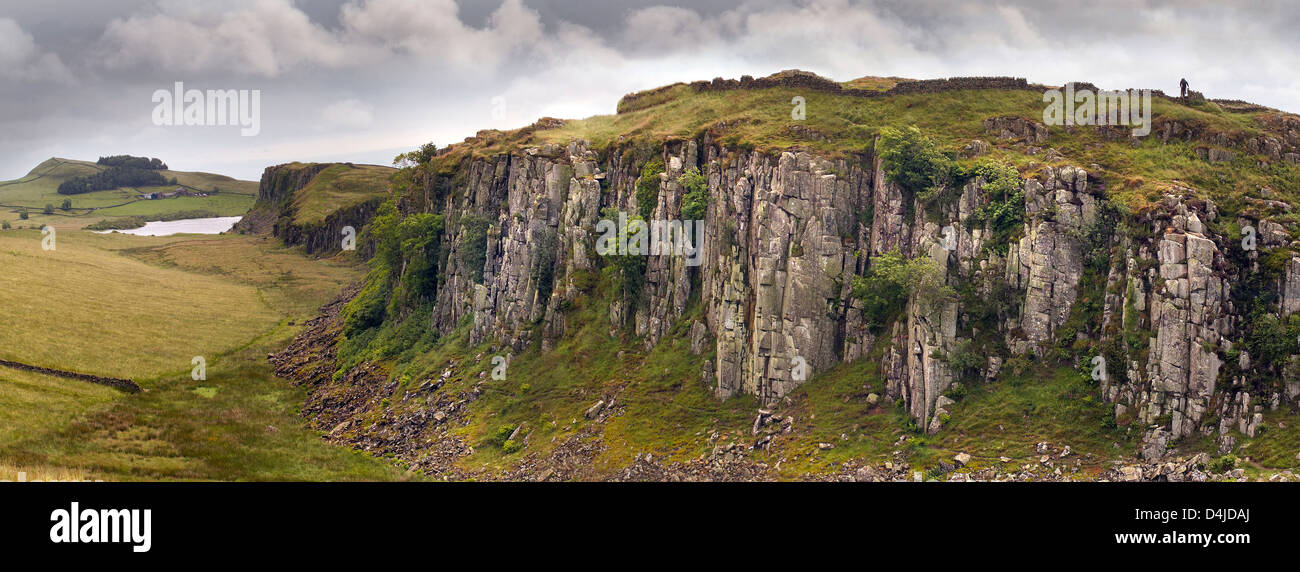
[984,116,1048,144]
[1100,193,1254,445]
[465,147,601,351]
[1282,257,1300,317]
[1005,165,1099,354]
[700,148,870,403]
[442,138,1100,434]
[236,162,332,235]
[413,138,926,413]
[1144,227,1227,437]
[402,133,1298,449]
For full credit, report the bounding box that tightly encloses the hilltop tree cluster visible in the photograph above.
[96,155,168,170]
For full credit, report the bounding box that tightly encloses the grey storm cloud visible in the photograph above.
[0,17,73,83]
[0,0,1296,180]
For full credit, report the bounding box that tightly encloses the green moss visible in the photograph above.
[457,214,492,284]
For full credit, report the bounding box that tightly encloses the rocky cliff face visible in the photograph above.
[361,110,1300,460]
[404,138,1014,430]
[275,198,384,255]
[1101,192,1299,459]
[1005,166,1098,352]
[413,139,879,406]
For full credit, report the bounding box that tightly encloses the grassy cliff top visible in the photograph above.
[431,71,1299,216]
[288,163,395,226]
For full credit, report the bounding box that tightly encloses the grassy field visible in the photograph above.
[0,158,256,230]
[0,368,120,450]
[0,229,411,481]
[0,231,279,378]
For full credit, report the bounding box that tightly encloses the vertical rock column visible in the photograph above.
[1005,165,1097,354]
[1141,211,1227,438]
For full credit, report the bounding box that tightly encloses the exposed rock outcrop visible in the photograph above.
[312,86,1300,464]
[1005,165,1099,354]
[402,127,1300,449]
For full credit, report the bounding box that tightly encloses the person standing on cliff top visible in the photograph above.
[1180,78,1189,98]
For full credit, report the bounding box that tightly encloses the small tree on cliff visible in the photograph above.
[636,160,665,219]
[679,167,709,221]
[852,249,954,333]
[878,126,960,219]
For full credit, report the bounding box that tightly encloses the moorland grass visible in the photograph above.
[0,231,280,379]
[0,230,412,480]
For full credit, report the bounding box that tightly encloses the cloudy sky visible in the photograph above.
[1,0,1297,180]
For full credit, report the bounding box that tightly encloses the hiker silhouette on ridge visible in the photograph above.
[1180,78,1189,99]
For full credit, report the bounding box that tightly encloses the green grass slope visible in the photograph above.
[289,163,394,226]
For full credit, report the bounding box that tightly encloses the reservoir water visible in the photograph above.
[97,216,242,236]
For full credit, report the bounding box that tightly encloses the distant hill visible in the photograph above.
[0,158,257,228]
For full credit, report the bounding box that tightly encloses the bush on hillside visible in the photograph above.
[878,126,956,202]
[636,160,665,219]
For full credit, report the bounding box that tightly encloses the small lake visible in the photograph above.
[98,216,243,236]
